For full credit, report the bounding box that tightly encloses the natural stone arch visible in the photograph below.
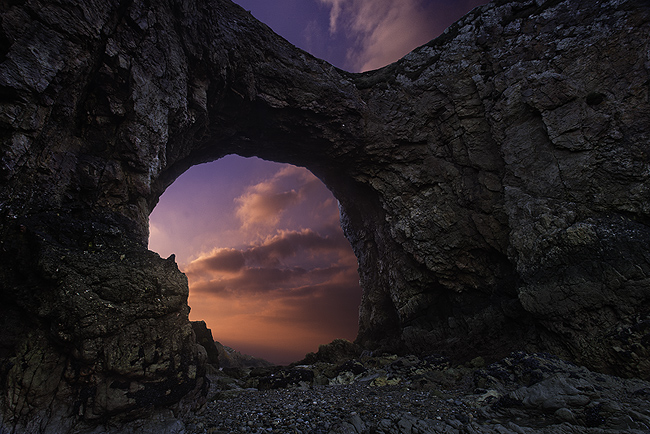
[1,0,649,431]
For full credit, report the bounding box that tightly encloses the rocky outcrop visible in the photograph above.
[300,339,363,365]
[191,321,220,366]
[214,342,274,370]
[1,0,649,431]
[0,212,207,433]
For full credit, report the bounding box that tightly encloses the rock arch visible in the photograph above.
[1,0,649,431]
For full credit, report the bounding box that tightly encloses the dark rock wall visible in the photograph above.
[0,0,649,431]
[347,0,650,377]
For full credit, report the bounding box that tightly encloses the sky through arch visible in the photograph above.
[149,156,362,364]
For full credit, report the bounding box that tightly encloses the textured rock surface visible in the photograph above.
[215,341,274,370]
[192,321,220,366]
[1,0,649,431]
[0,212,207,433]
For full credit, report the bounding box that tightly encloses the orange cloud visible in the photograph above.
[186,228,356,295]
[196,248,246,272]
[235,165,321,231]
[248,228,350,265]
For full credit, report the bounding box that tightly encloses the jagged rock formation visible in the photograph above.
[1,0,649,431]
[214,341,274,370]
[192,321,220,366]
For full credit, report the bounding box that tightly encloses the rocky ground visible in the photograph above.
[182,352,650,434]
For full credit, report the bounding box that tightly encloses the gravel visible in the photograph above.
[187,382,474,433]
[182,352,650,434]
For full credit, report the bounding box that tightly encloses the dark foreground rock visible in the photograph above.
[0,213,208,433]
[1,0,650,431]
[187,352,650,434]
[193,321,221,366]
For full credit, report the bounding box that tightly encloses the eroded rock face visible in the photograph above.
[0,212,207,433]
[1,0,649,431]
[192,320,220,366]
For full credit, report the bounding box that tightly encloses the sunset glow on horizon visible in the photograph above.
[148,0,487,364]
[149,156,362,364]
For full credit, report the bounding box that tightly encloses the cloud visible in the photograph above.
[235,165,322,231]
[319,0,345,33]
[318,0,487,72]
[185,227,356,296]
[150,156,360,364]
[235,188,300,229]
[190,266,308,295]
[168,159,361,364]
[187,278,361,364]
[271,281,362,336]
[193,248,246,273]
[187,228,347,268]
[247,228,350,265]
[317,0,422,71]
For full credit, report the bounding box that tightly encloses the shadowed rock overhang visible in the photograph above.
[1,0,649,432]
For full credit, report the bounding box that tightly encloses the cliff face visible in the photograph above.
[1,0,649,431]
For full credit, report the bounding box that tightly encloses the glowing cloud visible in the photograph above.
[235,165,322,231]
[186,227,356,295]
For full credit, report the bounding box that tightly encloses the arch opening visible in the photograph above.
[149,155,362,365]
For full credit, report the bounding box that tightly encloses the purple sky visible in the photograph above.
[235,0,486,71]
[149,0,488,365]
